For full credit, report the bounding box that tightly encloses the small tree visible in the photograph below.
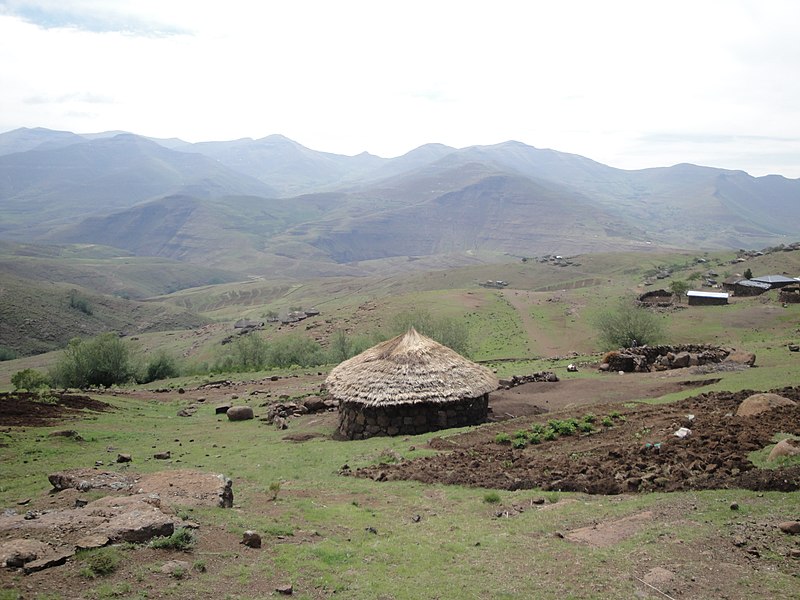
[51,333,133,388]
[140,350,180,383]
[593,299,666,350]
[11,368,51,391]
[743,268,753,280]
[669,280,690,303]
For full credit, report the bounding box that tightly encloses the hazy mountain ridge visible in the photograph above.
[1,127,799,275]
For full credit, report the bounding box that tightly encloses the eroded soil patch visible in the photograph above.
[358,387,800,494]
[0,392,111,427]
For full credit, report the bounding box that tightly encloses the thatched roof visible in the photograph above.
[325,329,498,407]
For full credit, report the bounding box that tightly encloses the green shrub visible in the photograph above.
[140,351,180,383]
[78,547,122,578]
[542,428,558,441]
[592,298,666,349]
[150,527,195,551]
[69,290,93,315]
[390,309,471,356]
[483,491,501,504]
[578,421,595,433]
[11,368,50,391]
[266,334,326,368]
[494,432,511,444]
[0,346,18,361]
[50,333,134,388]
[512,438,527,449]
[601,416,614,427]
[530,423,545,435]
[528,433,542,445]
[513,430,529,439]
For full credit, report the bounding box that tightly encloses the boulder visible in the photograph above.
[23,549,74,574]
[215,403,232,415]
[671,351,691,368]
[75,534,109,550]
[0,539,52,568]
[736,393,796,417]
[779,521,800,535]
[726,351,756,366]
[303,397,327,413]
[768,438,800,461]
[227,406,254,421]
[153,451,171,460]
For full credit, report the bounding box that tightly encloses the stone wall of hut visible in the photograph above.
[337,394,489,440]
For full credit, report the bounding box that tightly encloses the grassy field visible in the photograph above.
[0,246,799,598]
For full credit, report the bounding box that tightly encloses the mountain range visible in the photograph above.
[1,127,798,277]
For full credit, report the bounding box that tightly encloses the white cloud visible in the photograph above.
[0,0,799,177]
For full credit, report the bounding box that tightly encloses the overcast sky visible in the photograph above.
[1,0,798,177]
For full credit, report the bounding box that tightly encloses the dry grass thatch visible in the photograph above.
[325,329,498,407]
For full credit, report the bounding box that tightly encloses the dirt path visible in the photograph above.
[501,289,563,356]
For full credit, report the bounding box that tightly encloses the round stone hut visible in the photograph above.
[326,329,498,440]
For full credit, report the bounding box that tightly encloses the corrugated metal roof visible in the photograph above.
[687,290,729,299]
[736,280,771,290]
[752,275,797,284]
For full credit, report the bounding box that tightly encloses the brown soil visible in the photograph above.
[357,386,800,494]
[0,392,111,427]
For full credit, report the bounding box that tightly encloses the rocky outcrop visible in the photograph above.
[599,345,734,373]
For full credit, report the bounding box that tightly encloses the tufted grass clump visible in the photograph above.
[150,527,195,551]
[78,547,122,578]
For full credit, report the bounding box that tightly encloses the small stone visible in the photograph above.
[75,535,109,550]
[411,515,421,523]
[730,502,739,511]
[778,521,800,535]
[532,497,546,505]
[241,530,262,548]
[276,584,293,595]
[153,451,171,460]
[160,560,190,575]
[116,453,132,463]
[554,531,565,538]
[365,527,377,534]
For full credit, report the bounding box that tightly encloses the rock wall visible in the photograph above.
[600,345,732,373]
[337,394,489,440]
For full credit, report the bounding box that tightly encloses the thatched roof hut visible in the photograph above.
[326,329,498,439]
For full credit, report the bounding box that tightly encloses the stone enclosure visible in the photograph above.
[337,394,489,440]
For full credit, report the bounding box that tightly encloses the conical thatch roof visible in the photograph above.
[325,329,498,407]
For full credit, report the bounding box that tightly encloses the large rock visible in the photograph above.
[671,351,691,368]
[88,495,176,543]
[23,549,74,574]
[226,406,254,421]
[726,351,756,366]
[0,538,52,568]
[736,393,796,417]
[768,439,800,461]
[47,470,134,492]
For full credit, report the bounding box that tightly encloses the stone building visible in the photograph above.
[326,329,498,440]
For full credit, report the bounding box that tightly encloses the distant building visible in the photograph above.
[723,278,770,296]
[687,290,729,306]
[751,275,798,289]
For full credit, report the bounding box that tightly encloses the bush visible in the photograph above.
[390,309,471,356]
[494,432,511,444]
[266,335,326,368]
[483,491,501,504]
[68,290,93,315]
[150,527,195,551]
[0,346,18,361]
[593,299,665,349]
[11,368,50,391]
[78,547,122,578]
[140,351,180,383]
[50,333,133,388]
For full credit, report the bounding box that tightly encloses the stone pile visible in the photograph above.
[498,372,559,389]
[262,397,338,427]
[599,345,736,373]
